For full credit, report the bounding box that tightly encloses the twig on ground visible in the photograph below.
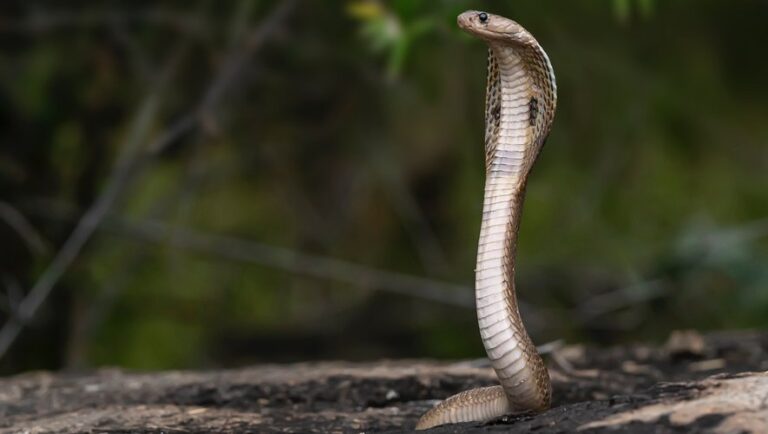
[536,339,565,355]
[549,348,578,375]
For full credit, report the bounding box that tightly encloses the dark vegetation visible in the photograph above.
[0,0,766,385]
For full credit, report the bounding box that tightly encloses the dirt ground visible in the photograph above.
[1,330,767,433]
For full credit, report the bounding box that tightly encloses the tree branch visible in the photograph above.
[0,0,299,360]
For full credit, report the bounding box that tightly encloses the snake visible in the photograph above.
[415,10,557,430]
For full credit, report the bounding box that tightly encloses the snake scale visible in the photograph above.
[416,11,557,430]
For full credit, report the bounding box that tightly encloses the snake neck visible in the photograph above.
[475,44,555,411]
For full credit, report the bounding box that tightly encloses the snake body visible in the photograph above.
[416,11,557,430]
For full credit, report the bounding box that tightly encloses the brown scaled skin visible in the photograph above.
[416,11,557,430]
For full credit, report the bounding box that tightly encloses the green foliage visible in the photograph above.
[348,1,437,78]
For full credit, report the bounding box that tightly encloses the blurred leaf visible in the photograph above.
[349,1,440,78]
[346,0,385,20]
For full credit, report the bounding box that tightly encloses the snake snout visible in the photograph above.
[457,10,482,31]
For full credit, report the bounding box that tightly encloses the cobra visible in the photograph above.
[416,10,557,430]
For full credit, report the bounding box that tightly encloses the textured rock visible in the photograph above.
[1,330,767,433]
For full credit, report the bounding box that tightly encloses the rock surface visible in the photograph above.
[1,330,767,433]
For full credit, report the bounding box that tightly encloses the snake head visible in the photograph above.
[457,10,532,45]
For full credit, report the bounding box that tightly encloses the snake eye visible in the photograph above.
[478,12,488,23]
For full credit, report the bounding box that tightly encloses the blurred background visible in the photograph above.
[0,0,766,375]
